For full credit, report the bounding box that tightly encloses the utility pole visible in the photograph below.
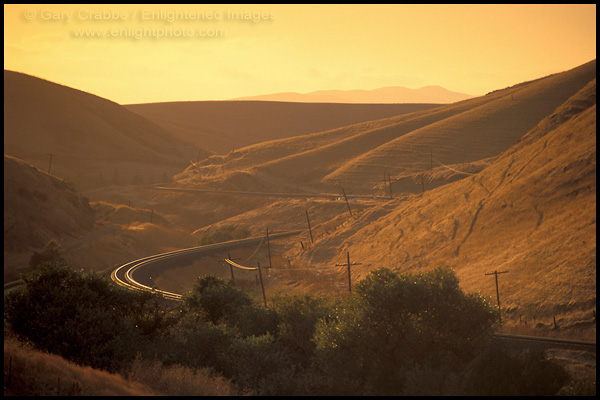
[46,153,56,174]
[430,149,433,173]
[336,251,361,293]
[227,252,239,283]
[382,172,393,198]
[257,261,267,307]
[341,186,353,217]
[266,226,272,268]
[485,270,510,324]
[305,210,314,244]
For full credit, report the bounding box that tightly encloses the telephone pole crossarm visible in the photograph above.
[336,251,362,293]
[484,270,510,323]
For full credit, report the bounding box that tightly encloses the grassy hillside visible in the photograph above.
[125,101,441,154]
[3,70,208,190]
[4,155,95,281]
[174,60,595,196]
[290,78,596,330]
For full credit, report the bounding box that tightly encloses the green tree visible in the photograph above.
[4,262,169,373]
[271,293,331,367]
[311,267,498,395]
[462,345,569,395]
[182,274,253,324]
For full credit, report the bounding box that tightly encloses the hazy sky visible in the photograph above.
[4,4,596,104]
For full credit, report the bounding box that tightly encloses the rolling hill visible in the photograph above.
[125,101,441,154]
[228,85,475,104]
[173,68,595,333]
[4,155,95,280]
[290,77,596,328]
[3,70,208,190]
[173,60,596,196]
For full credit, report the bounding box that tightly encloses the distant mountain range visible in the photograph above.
[229,85,475,104]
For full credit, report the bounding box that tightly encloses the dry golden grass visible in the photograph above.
[175,60,596,196]
[4,70,205,191]
[4,338,155,396]
[127,355,240,396]
[126,101,441,154]
[283,79,596,336]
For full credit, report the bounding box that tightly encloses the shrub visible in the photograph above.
[182,274,253,324]
[311,267,498,395]
[4,262,169,373]
[28,240,66,269]
[462,344,569,395]
[271,293,331,366]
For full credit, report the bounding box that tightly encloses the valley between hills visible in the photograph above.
[4,60,596,343]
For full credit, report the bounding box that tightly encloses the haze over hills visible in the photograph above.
[175,60,596,196]
[4,70,208,190]
[167,63,596,330]
[228,85,475,104]
[125,101,442,154]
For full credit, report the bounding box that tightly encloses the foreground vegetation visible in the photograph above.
[5,258,580,395]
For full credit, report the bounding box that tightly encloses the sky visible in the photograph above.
[4,4,597,104]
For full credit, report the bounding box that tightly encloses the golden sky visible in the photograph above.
[4,4,597,104]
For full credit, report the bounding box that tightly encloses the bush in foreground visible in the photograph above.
[4,262,170,373]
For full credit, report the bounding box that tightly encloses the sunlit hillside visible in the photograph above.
[175,60,596,196]
[288,78,596,329]
[125,101,441,154]
[3,70,207,190]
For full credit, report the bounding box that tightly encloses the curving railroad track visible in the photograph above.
[6,228,595,353]
[110,230,303,301]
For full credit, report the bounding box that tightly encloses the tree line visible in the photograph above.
[4,247,575,395]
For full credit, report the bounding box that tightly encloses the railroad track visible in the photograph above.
[492,332,596,351]
[110,230,303,301]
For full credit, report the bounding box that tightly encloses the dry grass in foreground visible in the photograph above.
[4,338,154,396]
[127,355,242,396]
[4,338,240,396]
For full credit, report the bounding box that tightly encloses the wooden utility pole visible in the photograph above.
[305,210,314,244]
[382,172,393,199]
[227,253,238,283]
[266,226,272,268]
[257,261,267,307]
[430,149,433,173]
[485,270,509,324]
[150,209,154,223]
[341,186,353,217]
[421,175,425,193]
[46,153,56,174]
[336,251,361,293]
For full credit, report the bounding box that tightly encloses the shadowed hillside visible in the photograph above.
[125,101,441,154]
[3,70,208,190]
[4,155,95,280]
[174,60,596,196]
